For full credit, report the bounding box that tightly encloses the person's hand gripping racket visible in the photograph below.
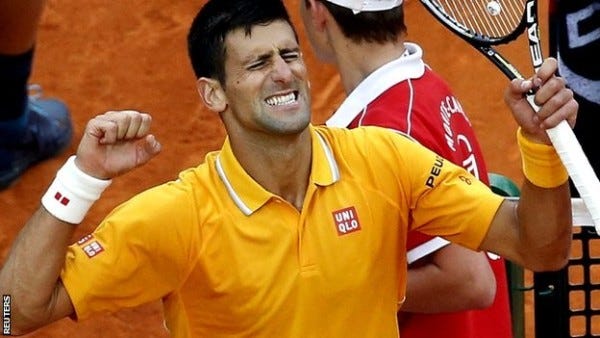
[505,58,577,143]
[421,0,600,230]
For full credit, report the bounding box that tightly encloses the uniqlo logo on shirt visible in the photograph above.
[332,206,361,236]
[82,241,104,258]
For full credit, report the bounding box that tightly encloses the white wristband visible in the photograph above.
[41,156,112,224]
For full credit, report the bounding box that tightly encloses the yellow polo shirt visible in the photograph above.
[61,125,503,337]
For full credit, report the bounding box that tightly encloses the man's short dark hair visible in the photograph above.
[187,0,298,84]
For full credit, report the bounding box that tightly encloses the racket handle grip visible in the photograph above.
[546,121,600,232]
[525,95,600,231]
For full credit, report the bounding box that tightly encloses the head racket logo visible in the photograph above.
[526,1,543,69]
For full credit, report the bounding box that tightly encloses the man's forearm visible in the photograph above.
[0,207,74,332]
[401,245,495,313]
[516,180,572,271]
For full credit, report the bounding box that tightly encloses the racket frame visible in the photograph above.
[419,0,600,229]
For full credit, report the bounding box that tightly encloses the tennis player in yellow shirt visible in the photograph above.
[0,0,578,337]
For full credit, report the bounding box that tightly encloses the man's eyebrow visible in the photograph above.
[278,46,301,54]
[241,46,301,64]
[240,50,273,64]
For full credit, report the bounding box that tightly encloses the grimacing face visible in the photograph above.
[220,20,312,137]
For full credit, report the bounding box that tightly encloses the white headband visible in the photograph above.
[325,0,404,14]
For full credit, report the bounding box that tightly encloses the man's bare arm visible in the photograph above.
[0,209,76,334]
[0,110,161,334]
[481,58,577,270]
[401,244,495,313]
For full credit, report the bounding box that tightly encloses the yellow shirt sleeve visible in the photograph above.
[395,137,504,250]
[321,126,504,251]
[61,181,201,320]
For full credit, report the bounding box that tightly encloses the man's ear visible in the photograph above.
[197,77,227,113]
[306,0,329,32]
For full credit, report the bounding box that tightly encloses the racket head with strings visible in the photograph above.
[420,0,600,229]
[419,0,530,46]
[419,0,538,80]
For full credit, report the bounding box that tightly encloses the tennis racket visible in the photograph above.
[419,0,600,231]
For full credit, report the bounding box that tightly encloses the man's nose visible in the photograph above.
[271,55,293,83]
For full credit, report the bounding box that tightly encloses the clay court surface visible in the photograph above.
[0,0,554,336]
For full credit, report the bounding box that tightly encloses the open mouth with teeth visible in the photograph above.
[265,91,298,106]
